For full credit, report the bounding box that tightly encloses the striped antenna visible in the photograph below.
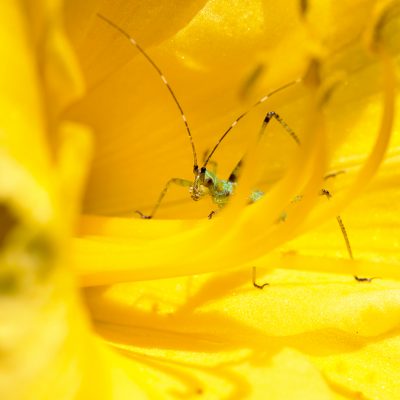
[203,79,301,168]
[97,13,199,170]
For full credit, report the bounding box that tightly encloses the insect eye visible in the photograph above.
[204,177,213,186]
[200,167,206,174]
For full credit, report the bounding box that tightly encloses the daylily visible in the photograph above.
[1,0,400,399]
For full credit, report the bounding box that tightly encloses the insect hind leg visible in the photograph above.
[228,160,243,183]
[136,178,192,219]
[319,189,376,283]
[261,111,301,145]
[252,266,269,289]
[319,189,353,259]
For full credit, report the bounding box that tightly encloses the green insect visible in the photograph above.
[98,14,372,287]
[97,13,300,220]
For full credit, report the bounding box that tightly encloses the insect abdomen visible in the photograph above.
[249,189,264,204]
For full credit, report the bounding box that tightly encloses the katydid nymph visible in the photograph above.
[97,14,370,287]
[97,13,300,220]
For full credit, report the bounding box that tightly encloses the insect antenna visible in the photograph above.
[202,79,301,169]
[97,13,199,171]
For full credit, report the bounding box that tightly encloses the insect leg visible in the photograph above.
[206,159,248,218]
[319,189,376,282]
[354,276,378,283]
[208,210,217,219]
[299,0,309,16]
[230,111,301,203]
[261,111,301,145]
[319,189,353,259]
[202,79,301,169]
[252,266,269,289]
[229,110,300,187]
[250,112,302,287]
[228,160,243,183]
[136,178,192,219]
[324,170,345,180]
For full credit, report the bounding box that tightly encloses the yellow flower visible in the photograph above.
[1,0,400,399]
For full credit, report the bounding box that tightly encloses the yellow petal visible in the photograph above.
[314,333,400,399]
[69,0,209,89]
[4,0,400,398]
[84,265,400,398]
[0,3,126,399]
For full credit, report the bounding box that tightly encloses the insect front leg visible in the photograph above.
[136,178,192,219]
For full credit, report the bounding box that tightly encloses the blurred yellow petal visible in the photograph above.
[0,2,146,399]
[67,0,209,89]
